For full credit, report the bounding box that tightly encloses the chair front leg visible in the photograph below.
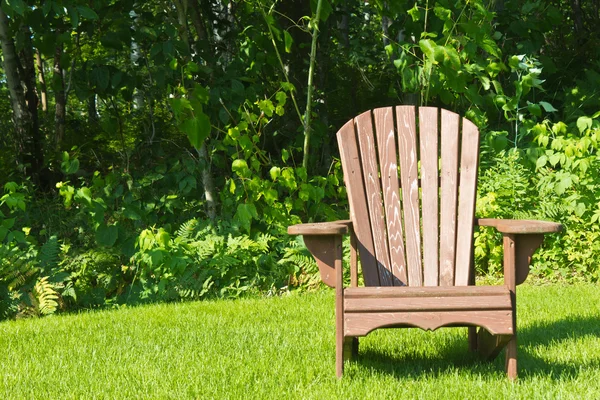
[334,234,345,378]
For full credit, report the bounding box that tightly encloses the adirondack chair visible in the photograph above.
[288,106,561,379]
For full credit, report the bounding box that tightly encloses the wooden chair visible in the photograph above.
[288,106,561,379]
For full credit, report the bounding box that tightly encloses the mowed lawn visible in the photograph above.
[0,284,599,399]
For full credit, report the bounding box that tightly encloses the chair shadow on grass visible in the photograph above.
[348,316,600,380]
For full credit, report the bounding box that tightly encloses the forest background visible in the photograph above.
[0,0,599,320]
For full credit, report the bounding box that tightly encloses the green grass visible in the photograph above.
[0,284,599,399]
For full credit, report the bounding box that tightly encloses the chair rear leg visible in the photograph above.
[468,327,478,351]
[336,325,344,377]
[343,337,359,361]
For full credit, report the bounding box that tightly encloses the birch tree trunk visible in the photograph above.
[35,50,48,112]
[174,0,217,221]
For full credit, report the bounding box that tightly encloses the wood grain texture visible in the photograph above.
[344,310,514,336]
[476,218,562,234]
[373,107,407,285]
[337,119,380,286]
[350,228,358,287]
[356,111,394,286]
[344,285,509,298]
[288,220,351,235]
[419,107,439,286]
[515,234,543,285]
[335,235,344,377]
[503,233,518,379]
[455,118,481,286]
[396,106,423,286]
[303,235,338,288]
[439,109,460,286]
[344,295,511,312]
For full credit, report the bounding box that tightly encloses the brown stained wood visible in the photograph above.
[476,218,562,234]
[291,105,564,379]
[335,235,344,378]
[344,285,509,298]
[396,106,423,286]
[454,118,481,286]
[303,235,338,288]
[288,220,351,235]
[477,329,512,361]
[350,228,358,287]
[515,234,544,285]
[342,337,358,361]
[419,107,439,286]
[506,336,518,380]
[344,295,511,312]
[504,234,517,292]
[356,111,394,286]
[503,233,518,379]
[337,120,380,286]
[439,110,460,286]
[344,310,514,337]
[373,107,408,285]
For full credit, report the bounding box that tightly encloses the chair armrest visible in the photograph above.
[475,218,562,234]
[287,220,351,288]
[288,220,352,235]
[475,218,561,286]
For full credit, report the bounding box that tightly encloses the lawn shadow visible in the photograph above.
[348,316,600,380]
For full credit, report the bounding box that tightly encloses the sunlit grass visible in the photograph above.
[0,284,598,399]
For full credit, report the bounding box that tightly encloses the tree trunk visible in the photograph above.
[0,8,42,177]
[175,0,217,221]
[88,95,98,123]
[35,50,48,112]
[189,0,208,42]
[53,41,66,146]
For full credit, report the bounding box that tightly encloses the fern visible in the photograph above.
[175,219,198,241]
[32,276,59,316]
[39,236,59,272]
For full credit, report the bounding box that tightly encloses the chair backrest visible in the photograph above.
[337,106,480,287]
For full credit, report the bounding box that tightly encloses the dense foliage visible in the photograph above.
[0,0,598,319]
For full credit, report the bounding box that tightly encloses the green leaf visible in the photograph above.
[96,223,119,247]
[92,67,110,91]
[577,116,593,133]
[527,102,542,117]
[549,153,561,167]
[76,187,92,207]
[284,31,293,53]
[536,155,547,169]
[276,91,287,106]
[539,101,558,113]
[408,3,420,21]
[182,112,211,149]
[6,0,26,16]
[234,203,258,233]
[77,6,98,20]
[434,45,460,68]
[269,167,281,181]
[418,39,436,61]
[232,159,249,177]
[42,1,53,16]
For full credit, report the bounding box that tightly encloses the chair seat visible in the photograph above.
[343,285,513,336]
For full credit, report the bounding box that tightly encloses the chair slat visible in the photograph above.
[373,107,408,286]
[454,118,480,286]
[337,120,380,286]
[396,106,422,286]
[439,109,459,286]
[355,111,394,285]
[419,107,439,286]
